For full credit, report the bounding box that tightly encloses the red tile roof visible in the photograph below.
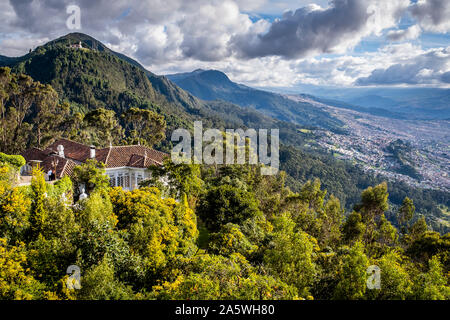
[103,145,167,168]
[60,159,77,177]
[45,139,90,163]
[22,139,168,178]
[39,155,77,179]
[21,147,48,162]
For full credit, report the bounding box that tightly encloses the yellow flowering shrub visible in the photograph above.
[110,187,198,272]
[0,174,31,240]
[0,238,45,299]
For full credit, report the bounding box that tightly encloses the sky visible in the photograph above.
[0,0,449,89]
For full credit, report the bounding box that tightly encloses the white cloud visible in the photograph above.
[234,0,268,12]
[387,25,422,41]
[0,36,50,57]
[231,0,410,59]
[410,0,450,33]
[239,0,330,14]
[177,0,253,61]
[356,45,450,85]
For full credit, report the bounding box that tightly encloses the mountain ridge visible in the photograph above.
[168,69,450,120]
[167,69,345,132]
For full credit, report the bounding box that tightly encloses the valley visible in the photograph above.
[168,67,449,193]
[288,95,450,192]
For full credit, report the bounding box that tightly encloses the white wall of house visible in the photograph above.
[105,167,149,191]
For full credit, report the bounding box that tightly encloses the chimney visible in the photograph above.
[57,145,65,158]
[90,145,96,159]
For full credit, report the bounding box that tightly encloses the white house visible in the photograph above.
[21,139,167,191]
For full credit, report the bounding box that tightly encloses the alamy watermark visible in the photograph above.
[66,5,81,30]
[66,265,81,290]
[171,121,279,175]
[366,265,381,290]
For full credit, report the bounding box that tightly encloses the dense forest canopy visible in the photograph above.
[0,153,449,300]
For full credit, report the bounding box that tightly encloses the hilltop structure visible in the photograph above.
[69,41,83,49]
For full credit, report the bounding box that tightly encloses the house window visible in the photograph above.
[24,164,32,175]
[124,173,130,188]
[109,175,115,187]
[117,173,124,187]
[137,174,143,185]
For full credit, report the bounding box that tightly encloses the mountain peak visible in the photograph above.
[197,69,231,82]
[167,69,233,85]
[45,32,110,52]
[61,32,95,39]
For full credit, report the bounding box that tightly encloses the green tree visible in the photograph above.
[0,238,47,299]
[197,184,261,232]
[77,257,134,300]
[406,231,450,267]
[373,215,398,253]
[123,107,166,147]
[333,242,369,300]
[398,197,415,233]
[29,167,47,238]
[72,159,110,197]
[109,187,198,282]
[298,178,327,212]
[263,213,317,298]
[0,68,68,152]
[0,171,31,241]
[82,108,124,147]
[318,195,343,248]
[32,85,69,148]
[146,160,204,207]
[353,183,394,249]
[153,253,298,300]
[354,182,389,222]
[0,153,26,171]
[27,234,76,290]
[208,223,257,257]
[343,211,366,244]
[0,69,36,153]
[412,255,450,300]
[367,251,413,300]
[76,191,117,228]
[409,216,428,241]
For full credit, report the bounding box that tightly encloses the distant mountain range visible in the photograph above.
[167,68,447,122]
[168,69,450,120]
[343,88,450,120]
[284,85,450,120]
